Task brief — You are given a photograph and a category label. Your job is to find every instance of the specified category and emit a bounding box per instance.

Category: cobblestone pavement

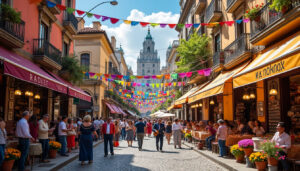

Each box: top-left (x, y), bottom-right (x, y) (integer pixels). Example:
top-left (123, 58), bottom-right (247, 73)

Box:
top-left (59, 136), bottom-right (228, 171)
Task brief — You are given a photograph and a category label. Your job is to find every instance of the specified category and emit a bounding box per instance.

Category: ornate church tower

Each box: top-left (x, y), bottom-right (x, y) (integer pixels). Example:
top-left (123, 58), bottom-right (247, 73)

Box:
top-left (136, 28), bottom-right (161, 93)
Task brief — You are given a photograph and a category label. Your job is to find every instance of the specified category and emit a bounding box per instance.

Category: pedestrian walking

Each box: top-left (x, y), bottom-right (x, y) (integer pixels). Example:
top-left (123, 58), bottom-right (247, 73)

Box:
top-left (153, 119), bottom-right (165, 152)
top-left (114, 120), bottom-right (120, 147)
top-left (216, 119), bottom-right (227, 157)
top-left (120, 119), bottom-right (127, 140)
top-left (58, 116), bottom-right (70, 156)
top-left (16, 111), bottom-right (32, 171)
top-left (126, 120), bottom-right (134, 147)
top-left (165, 121), bottom-right (172, 145)
top-left (79, 115), bottom-right (98, 165)
top-left (0, 117), bottom-right (7, 166)
top-left (38, 114), bottom-right (52, 163)
top-left (146, 120), bottom-right (152, 137)
top-left (67, 118), bottom-right (76, 153)
top-left (93, 117), bottom-right (101, 141)
top-left (135, 118), bottom-right (146, 151)
top-left (101, 117), bottom-right (115, 157)
top-left (172, 119), bottom-right (182, 149)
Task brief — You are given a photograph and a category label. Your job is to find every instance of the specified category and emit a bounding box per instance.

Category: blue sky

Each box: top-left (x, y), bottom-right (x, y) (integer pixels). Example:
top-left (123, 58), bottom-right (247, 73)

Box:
top-left (76, 0), bottom-right (180, 74)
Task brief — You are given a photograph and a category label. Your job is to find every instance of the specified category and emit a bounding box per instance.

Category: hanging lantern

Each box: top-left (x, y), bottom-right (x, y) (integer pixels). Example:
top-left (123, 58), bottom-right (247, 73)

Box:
top-left (14, 89), bottom-right (22, 96)
top-left (199, 103), bottom-right (203, 107)
top-left (243, 94), bottom-right (250, 100)
top-left (34, 94), bottom-right (41, 99)
top-left (25, 91), bottom-right (33, 96)
top-left (250, 92), bottom-right (256, 99)
top-left (269, 80), bottom-right (278, 96)
top-left (209, 100), bottom-right (215, 105)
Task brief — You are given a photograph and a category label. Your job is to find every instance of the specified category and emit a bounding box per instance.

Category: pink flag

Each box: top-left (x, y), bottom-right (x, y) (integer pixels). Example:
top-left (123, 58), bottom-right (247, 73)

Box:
top-left (197, 70), bottom-right (204, 75)
top-left (178, 82), bottom-right (182, 86)
top-left (185, 24), bottom-right (193, 28)
top-left (204, 68), bottom-right (212, 76)
top-left (178, 73), bottom-right (186, 78)
top-left (186, 72), bottom-right (193, 78)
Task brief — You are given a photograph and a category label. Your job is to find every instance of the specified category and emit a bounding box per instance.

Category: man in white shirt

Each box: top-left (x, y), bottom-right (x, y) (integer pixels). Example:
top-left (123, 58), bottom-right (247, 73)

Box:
top-left (16, 111), bottom-right (32, 171)
top-left (38, 114), bottom-right (52, 163)
top-left (120, 119), bottom-right (127, 140)
top-left (58, 116), bottom-right (69, 156)
top-left (93, 117), bottom-right (101, 141)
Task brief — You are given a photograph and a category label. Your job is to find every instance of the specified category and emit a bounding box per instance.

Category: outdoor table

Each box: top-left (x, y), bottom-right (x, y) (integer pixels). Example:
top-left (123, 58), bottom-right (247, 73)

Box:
top-left (6, 139), bottom-right (18, 148)
top-left (225, 134), bottom-right (253, 146)
top-left (49, 136), bottom-right (56, 141)
top-left (29, 143), bottom-right (43, 170)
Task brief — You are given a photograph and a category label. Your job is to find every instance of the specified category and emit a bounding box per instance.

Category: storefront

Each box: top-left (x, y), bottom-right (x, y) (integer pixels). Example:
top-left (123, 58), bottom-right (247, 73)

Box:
top-left (233, 32), bottom-right (300, 133)
top-left (188, 64), bottom-right (247, 122)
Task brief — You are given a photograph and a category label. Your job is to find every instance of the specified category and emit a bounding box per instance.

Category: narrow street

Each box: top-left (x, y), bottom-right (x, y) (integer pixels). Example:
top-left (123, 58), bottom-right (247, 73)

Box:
top-left (59, 136), bottom-right (227, 171)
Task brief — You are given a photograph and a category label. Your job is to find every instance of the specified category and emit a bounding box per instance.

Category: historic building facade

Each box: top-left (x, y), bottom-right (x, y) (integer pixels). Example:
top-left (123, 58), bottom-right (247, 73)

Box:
top-left (136, 29), bottom-right (161, 93)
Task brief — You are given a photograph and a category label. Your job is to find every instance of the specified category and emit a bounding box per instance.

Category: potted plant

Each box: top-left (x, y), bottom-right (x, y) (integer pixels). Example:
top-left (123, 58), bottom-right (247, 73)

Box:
top-left (184, 132), bottom-right (192, 143)
top-left (245, 3), bottom-right (264, 22)
top-left (1, 4), bottom-right (22, 23)
top-left (249, 152), bottom-right (267, 170)
top-left (261, 141), bottom-right (285, 166)
top-left (269, 0), bottom-right (291, 14)
top-left (230, 144), bottom-right (245, 163)
top-left (1, 148), bottom-right (21, 171)
top-left (49, 141), bottom-right (61, 159)
top-left (238, 139), bottom-right (254, 156)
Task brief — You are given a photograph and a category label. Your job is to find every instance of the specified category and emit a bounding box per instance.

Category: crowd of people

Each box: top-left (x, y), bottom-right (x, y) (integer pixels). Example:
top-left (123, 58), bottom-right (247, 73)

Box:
top-left (0, 112), bottom-right (292, 170)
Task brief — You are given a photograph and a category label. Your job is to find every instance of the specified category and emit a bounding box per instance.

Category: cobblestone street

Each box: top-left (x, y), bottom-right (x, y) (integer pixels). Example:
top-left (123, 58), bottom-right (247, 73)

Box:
top-left (59, 136), bottom-right (227, 171)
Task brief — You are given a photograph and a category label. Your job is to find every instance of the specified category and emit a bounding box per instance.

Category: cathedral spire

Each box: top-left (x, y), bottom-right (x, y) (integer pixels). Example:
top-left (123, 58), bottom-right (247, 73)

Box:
top-left (146, 26), bottom-right (152, 40)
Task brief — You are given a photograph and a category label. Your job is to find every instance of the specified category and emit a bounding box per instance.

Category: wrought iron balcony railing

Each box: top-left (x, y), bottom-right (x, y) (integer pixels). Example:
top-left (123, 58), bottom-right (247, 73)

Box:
top-left (64, 12), bottom-right (78, 30)
top-left (213, 51), bottom-right (224, 68)
top-left (205, 0), bottom-right (221, 23)
top-left (0, 19), bottom-right (25, 42)
top-left (33, 39), bottom-right (62, 65)
top-left (224, 33), bottom-right (250, 64)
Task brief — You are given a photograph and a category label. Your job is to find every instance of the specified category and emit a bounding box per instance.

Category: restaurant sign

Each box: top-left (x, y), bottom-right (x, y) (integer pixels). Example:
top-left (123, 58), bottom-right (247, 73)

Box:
top-left (233, 53), bottom-right (300, 88)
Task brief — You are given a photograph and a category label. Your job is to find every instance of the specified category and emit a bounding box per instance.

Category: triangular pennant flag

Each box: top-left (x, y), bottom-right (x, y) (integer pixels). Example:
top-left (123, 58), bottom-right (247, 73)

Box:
top-left (243, 18), bottom-right (250, 23)
top-left (168, 24), bottom-right (176, 28)
top-left (197, 69), bottom-right (204, 75)
top-left (86, 12), bottom-right (93, 18)
top-left (117, 75), bottom-right (123, 79)
top-left (140, 22), bottom-right (149, 27)
top-left (178, 82), bottom-right (182, 86)
top-left (171, 73), bottom-right (178, 79)
top-left (177, 24), bottom-right (185, 29)
top-left (225, 21), bottom-right (235, 26)
top-left (57, 4), bottom-right (66, 11)
top-left (102, 16), bottom-right (110, 22)
top-left (89, 73), bottom-right (95, 77)
top-left (156, 75), bottom-right (163, 79)
top-left (66, 7), bottom-right (75, 14)
top-left (150, 23), bottom-right (159, 27)
top-left (151, 84), bottom-right (155, 88)
top-left (178, 73), bottom-right (186, 78)
top-left (160, 24), bottom-right (167, 28)
top-left (204, 68), bottom-right (212, 76)
top-left (130, 75), bottom-right (136, 79)
top-left (94, 14), bottom-right (101, 19)
top-left (110, 18), bottom-right (119, 24)
top-left (186, 72), bottom-right (193, 78)
top-left (151, 75), bottom-right (157, 79)
top-left (76, 10), bottom-right (85, 16)
top-left (123, 20), bottom-right (131, 24)
top-left (193, 23), bottom-right (200, 28)
top-left (156, 83), bottom-right (160, 88)
top-left (164, 74), bottom-right (170, 79)
top-left (236, 19), bottom-right (243, 24)
top-left (136, 76), bottom-right (144, 79)
top-left (123, 76), bottom-right (129, 80)
top-left (185, 24), bottom-right (193, 28)
top-left (46, 1), bottom-right (56, 8)
top-left (131, 21), bottom-right (139, 26)
top-left (219, 22), bottom-right (225, 26)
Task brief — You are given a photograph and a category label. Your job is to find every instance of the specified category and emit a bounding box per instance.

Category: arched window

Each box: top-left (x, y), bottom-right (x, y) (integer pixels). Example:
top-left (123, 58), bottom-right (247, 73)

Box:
top-left (148, 70), bottom-right (150, 73)
top-left (147, 47), bottom-right (150, 52)
top-left (80, 53), bottom-right (90, 71)
top-left (153, 64), bottom-right (155, 67)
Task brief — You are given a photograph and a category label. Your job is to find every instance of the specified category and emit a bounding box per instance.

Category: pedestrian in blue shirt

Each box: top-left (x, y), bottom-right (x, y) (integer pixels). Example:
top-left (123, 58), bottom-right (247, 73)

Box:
top-left (135, 118), bottom-right (146, 151)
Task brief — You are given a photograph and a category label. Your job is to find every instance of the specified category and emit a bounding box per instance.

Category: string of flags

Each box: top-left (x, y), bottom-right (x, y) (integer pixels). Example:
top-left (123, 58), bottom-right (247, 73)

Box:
top-left (45, 0), bottom-right (251, 29)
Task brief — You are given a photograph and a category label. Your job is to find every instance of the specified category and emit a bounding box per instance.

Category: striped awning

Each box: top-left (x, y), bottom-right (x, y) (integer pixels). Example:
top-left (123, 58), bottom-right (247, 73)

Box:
top-left (233, 33), bottom-right (300, 88)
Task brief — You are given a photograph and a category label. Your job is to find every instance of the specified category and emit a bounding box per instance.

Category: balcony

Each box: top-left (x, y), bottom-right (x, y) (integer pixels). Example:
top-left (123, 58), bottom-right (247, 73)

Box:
top-left (205, 0), bottom-right (222, 23)
top-left (0, 19), bottom-right (25, 48)
top-left (224, 34), bottom-right (251, 69)
top-left (63, 12), bottom-right (78, 35)
top-left (195, 0), bottom-right (206, 14)
top-left (212, 51), bottom-right (224, 72)
top-left (33, 39), bottom-right (62, 70)
top-left (46, 0), bottom-right (62, 14)
top-left (250, 1), bottom-right (300, 46)
top-left (109, 67), bottom-right (121, 75)
top-left (226, 0), bottom-right (244, 13)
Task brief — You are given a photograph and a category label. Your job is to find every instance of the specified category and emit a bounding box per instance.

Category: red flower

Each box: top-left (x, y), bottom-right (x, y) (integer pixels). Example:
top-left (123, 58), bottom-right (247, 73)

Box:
top-left (246, 11), bottom-right (249, 13)
top-left (256, 4), bottom-right (259, 7)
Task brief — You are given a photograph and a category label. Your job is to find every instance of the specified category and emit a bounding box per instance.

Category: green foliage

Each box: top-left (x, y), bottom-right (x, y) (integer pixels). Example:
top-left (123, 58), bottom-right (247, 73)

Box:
top-left (176, 32), bottom-right (211, 73)
top-left (269, 0), bottom-right (291, 12)
top-left (245, 3), bottom-right (264, 20)
top-left (106, 90), bottom-right (140, 115)
top-left (261, 141), bottom-right (283, 160)
top-left (1, 4), bottom-right (22, 23)
top-left (60, 56), bottom-right (85, 84)
top-left (175, 90), bottom-right (182, 99)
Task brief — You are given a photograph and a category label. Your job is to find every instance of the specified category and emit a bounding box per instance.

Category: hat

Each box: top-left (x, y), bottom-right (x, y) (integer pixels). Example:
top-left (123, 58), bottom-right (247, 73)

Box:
top-left (217, 119), bottom-right (224, 124)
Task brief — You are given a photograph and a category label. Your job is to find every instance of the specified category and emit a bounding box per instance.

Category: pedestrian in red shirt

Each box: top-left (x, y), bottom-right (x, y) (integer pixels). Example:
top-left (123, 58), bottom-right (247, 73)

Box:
top-left (101, 117), bottom-right (115, 157)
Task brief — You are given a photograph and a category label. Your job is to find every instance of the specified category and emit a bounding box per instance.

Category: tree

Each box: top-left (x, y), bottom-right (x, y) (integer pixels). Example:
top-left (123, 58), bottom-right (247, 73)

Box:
top-left (176, 31), bottom-right (211, 73)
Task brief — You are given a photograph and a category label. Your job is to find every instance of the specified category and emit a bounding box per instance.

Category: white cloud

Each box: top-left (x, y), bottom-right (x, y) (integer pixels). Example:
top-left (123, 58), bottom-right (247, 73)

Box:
top-left (93, 9), bottom-right (179, 74)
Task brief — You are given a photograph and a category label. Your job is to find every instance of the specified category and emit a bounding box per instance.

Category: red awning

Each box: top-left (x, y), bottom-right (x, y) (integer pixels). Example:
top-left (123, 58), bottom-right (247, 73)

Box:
top-left (111, 104), bottom-right (121, 114)
top-left (0, 47), bottom-right (67, 94)
top-left (118, 107), bottom-right (127, 116)
top-left (105, 102), bottom-right (117, 114)
top-left (47, 72), bottom-right (91, 102)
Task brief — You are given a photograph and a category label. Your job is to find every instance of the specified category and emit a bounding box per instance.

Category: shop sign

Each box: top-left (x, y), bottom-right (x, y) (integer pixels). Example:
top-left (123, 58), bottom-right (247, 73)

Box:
top-left (255, 61), bottom-right (285, 80)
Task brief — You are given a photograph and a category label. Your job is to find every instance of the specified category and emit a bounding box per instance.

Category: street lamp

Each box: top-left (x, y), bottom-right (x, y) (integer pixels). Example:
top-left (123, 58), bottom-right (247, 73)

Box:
top-left (78, 1), bottom-right (118, 22)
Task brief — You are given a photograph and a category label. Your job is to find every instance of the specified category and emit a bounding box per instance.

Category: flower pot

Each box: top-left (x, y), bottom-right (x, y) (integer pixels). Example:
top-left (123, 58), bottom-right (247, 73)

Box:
top-left (198, 142), bottom-right (204, 150)
top-left (254, 15), bottom-right (261, 22)
top-left (243, 148), bottom-right (253, 156)
top-left (255, 161), bottom-right (266, 170)
top-left (235, 155), bottom-right (244, 163)
top-left (49, 149), bottom-right (57, 159)
top-left (1, 159), bottom-right (15, 171)
top-left (267, 157), bottom-right (278, 166)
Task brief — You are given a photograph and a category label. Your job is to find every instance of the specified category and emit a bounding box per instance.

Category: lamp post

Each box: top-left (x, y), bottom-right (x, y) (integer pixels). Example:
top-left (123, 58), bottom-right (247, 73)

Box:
top-left (78, 0), bottom-right (118, 22)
